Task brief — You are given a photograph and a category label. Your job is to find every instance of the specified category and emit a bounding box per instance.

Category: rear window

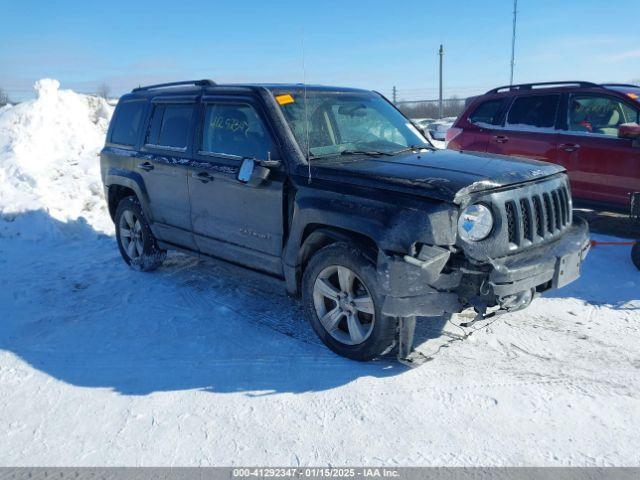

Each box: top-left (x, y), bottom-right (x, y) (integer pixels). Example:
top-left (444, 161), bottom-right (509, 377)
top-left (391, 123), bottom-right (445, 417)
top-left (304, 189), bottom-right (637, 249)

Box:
top-left (146, 104), bottom-right (193, 149)
top-left (506, 94), bottom-right (560, 130)
top-left (110, 100), bottom-right (146, 146)
top-left (469, 99), bottom-right (505, 125)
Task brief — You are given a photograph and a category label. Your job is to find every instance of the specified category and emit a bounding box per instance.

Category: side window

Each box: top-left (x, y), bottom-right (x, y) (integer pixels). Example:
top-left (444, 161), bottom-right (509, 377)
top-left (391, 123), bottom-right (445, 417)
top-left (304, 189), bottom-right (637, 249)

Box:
top-left (201, 103), bottom-right (275, 159)
top-left (145, 105), bottom-right (164, 145)
top-left (506, 94), bottom-right (559, 130)
top-left (111, 100), bottom-right (146, 146)
top-left (146, 104), bottom-right (193, 149)
top-left (568, 95), bottom-right (640, 137)
top-left (469, 99), bottom-right (505, 126)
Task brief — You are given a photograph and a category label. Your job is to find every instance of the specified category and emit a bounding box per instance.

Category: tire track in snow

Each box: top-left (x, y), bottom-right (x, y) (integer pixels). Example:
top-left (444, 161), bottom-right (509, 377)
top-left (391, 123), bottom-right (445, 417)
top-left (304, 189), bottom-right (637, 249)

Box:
top-left (156, 255), bottom-right (325, 348)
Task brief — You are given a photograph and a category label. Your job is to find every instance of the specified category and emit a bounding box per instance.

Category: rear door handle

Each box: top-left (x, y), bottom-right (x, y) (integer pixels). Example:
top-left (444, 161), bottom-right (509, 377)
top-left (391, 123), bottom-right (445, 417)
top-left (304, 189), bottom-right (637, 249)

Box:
top-left (138, 161), bottom-right (154, 171)
top-left (494, 135), bottom-right (509, 143)
top-left (560, 143), bottom-right (580, 152)
top-left (194, 171), bottom-right (215, 183)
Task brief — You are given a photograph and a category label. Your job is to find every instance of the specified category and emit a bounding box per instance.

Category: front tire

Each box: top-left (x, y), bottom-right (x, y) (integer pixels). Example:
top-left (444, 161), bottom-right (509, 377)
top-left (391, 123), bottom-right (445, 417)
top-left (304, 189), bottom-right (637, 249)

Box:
top-left (302, 242), bottom-right (396, 361)
top-left (115, 196), bottom-right (166, 271)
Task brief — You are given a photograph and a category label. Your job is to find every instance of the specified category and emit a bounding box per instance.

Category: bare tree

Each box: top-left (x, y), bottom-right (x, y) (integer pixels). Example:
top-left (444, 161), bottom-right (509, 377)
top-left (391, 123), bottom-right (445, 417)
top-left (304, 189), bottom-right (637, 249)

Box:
top-left (97, 82), bottom-right (111, 100)
top-left (398, 96), bottom-right (466, 120)
top-left (0, 87), bottom-right (9, 107)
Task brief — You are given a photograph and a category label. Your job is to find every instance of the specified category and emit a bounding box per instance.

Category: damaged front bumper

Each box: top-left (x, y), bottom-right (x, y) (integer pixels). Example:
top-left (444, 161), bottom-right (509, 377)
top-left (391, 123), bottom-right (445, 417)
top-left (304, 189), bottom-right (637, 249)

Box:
top-left (377, 217), bottom-right (590, 318)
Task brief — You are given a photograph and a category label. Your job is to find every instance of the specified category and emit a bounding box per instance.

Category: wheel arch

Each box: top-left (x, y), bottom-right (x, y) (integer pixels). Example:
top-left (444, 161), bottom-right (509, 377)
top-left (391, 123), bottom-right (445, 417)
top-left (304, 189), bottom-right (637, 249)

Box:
top-left (287, 224), bottom-right (379, 296)
top-left (105, 170), bottom-right (151, 222)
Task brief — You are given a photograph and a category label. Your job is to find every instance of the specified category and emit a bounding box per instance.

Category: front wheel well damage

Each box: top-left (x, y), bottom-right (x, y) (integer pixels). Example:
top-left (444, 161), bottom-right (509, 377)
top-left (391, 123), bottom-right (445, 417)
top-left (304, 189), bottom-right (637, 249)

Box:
top-left (296, 224), bottom-right (379, 291)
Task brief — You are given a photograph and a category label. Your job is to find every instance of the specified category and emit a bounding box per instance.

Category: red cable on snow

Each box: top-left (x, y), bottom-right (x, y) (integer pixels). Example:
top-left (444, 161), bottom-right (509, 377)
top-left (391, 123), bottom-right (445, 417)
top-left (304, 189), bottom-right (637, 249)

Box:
top-left (590, 240), bottom-right (636, 247)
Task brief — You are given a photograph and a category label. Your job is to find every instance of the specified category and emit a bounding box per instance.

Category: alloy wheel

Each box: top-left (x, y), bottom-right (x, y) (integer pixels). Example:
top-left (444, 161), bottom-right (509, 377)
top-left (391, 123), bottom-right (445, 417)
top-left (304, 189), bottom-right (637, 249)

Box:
top-left (312, 265), bottom-right (376, 345)
top-left (119, 209), bottom-right (144, 261)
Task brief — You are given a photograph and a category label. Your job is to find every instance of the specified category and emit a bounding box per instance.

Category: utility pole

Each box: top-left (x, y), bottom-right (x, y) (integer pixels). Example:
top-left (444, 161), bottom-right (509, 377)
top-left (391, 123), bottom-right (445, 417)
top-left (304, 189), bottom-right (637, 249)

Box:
top-left (510, 0), bottom-right (518, 85)
top-left (392, 86), bottom-right (397, 104)
top-left (438, 44), bottom-right (444, 119)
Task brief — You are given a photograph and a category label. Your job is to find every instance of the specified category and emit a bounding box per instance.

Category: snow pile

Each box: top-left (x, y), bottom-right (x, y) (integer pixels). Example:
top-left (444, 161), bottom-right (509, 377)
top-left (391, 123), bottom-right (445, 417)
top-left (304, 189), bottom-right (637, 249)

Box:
top-left (0, 79), bottom-right (114, 239)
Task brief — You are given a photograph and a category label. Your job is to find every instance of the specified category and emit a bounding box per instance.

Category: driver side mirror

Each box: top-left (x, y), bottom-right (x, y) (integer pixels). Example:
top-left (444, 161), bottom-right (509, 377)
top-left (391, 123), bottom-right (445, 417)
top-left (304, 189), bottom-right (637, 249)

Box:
top-left (237, 156), bottom-right (281, 186)
top-left (619, 123), bottom-right (640, 144)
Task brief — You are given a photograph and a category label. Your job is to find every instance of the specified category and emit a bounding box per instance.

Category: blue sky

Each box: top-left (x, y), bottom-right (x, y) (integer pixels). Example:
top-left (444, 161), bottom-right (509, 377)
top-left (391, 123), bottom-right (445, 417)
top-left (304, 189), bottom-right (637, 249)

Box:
top-left (2, 0), bottom-right (639, 101)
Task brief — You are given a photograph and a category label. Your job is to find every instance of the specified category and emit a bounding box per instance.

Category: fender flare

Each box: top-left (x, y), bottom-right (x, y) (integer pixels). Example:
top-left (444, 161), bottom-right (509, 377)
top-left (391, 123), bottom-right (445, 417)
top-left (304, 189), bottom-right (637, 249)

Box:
top-left (105, 168), bottom-right (152, 218)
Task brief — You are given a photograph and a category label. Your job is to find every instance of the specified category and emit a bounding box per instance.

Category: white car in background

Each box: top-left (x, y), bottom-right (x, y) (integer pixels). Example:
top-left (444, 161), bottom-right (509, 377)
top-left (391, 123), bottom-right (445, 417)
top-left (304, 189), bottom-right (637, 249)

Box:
top-left (427, 118), bottom-right (456, 140)
top-left (412, 117), bottom-right (456, 149)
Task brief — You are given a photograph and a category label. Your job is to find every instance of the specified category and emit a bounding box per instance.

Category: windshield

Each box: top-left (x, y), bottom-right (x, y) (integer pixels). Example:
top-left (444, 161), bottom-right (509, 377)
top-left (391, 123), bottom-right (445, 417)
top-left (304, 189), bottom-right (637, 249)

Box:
top-left (273, 90), bottom-right (431, 158)
top-left (609, 86), bottom-right (640, 106)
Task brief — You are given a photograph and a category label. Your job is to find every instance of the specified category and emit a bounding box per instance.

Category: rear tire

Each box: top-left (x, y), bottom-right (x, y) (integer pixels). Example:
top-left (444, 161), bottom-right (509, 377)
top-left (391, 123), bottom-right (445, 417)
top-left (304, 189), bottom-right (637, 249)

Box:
top-left (302, 242), bottom-right (396, 361)
top-left (115, 196), bottom-right (166, 271)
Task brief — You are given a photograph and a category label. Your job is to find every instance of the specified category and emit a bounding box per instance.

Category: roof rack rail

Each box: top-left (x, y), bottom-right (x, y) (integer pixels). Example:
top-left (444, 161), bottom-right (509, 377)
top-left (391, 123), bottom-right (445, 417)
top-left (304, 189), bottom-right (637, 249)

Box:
top-left (601, 83), bottom-right (640, 89)
top-left (132, 79), bottom-right (216, 93)
top-left (486, 81), bottom-right (599, 94)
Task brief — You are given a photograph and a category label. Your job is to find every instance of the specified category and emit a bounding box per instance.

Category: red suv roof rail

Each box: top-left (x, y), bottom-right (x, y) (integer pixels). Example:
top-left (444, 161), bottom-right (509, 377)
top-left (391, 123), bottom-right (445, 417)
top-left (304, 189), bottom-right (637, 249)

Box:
top-left (486, 81), bottom-right (599, 94)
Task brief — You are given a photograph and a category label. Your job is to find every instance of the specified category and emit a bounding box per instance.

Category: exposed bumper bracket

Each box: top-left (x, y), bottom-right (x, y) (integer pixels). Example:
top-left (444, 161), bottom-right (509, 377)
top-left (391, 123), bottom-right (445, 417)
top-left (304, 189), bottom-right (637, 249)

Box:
top-left (397, 316), bottom-right (417, 363)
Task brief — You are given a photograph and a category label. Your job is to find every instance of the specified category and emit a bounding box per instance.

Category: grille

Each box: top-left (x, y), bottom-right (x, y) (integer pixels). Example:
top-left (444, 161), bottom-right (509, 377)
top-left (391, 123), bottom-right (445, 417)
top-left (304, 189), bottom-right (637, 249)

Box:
top-left (504, 184), bottom-right (572, 248)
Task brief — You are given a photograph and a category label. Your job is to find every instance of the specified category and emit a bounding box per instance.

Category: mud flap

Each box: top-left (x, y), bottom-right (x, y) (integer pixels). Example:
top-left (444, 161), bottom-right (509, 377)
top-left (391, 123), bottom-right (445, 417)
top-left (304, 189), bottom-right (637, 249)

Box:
top-left (397, 316), bottom-right (416, 364)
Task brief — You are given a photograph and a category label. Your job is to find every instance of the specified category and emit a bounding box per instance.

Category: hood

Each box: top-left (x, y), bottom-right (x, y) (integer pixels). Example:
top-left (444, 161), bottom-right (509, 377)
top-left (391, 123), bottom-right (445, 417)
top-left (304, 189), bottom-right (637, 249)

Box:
top-left (302, 149), bottom-right (565, 204)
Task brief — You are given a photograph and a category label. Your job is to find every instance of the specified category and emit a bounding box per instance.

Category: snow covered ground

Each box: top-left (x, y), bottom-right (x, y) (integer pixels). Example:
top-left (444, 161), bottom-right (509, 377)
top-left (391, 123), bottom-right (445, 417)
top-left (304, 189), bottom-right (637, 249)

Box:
top-left (0, 81), bottom-right (639, 466)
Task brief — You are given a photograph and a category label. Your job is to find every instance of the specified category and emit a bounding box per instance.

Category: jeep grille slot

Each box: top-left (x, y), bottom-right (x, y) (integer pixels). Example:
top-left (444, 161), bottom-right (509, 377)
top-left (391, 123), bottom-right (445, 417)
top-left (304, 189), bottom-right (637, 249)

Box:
top-left (532, 196), bottom-right (544, 237)
top-left (552, 190), bottom-right (562, 230)
top-left (504, 184), bottom-right (572, 249)
top-left (543, 193), bottom-right (554, 233)
top-left (520, 198), bottom-right (533, 241)
top-left (505, 201), bottom-right (517, 244)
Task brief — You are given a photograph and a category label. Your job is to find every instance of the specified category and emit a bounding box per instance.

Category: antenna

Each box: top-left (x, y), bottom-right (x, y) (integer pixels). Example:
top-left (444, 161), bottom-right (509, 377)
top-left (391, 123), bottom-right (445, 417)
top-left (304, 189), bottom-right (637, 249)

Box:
top-left (301, 30), bottom-right (311, 183)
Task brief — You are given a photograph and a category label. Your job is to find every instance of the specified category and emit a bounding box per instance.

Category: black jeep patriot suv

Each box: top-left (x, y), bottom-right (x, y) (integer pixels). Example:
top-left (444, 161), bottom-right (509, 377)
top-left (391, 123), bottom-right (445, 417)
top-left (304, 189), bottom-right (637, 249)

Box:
top-left (101, 79), bottom-right (590, 362)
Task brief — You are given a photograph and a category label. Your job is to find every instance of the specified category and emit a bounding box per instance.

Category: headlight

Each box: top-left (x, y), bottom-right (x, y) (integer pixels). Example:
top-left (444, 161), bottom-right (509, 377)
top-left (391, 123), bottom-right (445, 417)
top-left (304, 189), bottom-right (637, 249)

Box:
top-left (458, 204), bottom-right (493, 242)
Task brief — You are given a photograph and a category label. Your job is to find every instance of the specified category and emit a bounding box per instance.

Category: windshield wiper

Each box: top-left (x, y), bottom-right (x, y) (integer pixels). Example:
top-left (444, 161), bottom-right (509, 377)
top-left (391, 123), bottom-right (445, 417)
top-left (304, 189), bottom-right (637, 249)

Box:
top-left (392, 144), bottom-right (435, 155)
top-left (308, 149), bottom-right (395, 160)
top-left (340, 149), bottom-right (394, 157)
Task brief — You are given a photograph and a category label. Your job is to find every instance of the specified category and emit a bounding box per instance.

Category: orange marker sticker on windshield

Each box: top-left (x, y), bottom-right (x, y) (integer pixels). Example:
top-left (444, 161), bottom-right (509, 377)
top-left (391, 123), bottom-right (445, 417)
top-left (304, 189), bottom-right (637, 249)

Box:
top-left (627, 92), bottom-right (639, 100)
top-left (275, 94), bottom-right (295, 105)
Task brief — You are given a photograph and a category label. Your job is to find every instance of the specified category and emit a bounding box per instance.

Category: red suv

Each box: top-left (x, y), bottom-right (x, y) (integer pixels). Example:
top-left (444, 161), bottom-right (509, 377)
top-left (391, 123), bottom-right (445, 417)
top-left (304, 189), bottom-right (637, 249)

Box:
top-left (447, 81), bottom-right (640, 209)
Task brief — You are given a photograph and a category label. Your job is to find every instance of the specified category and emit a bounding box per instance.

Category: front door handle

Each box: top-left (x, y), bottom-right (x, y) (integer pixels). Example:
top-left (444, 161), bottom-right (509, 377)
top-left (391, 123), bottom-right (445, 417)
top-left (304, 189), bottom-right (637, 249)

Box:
top-left (494, 135), bottom-right (509, 144)
top-left (138, 161), bottom-right (154, 171)
top-left (560, 143), bottom-right (580, 152)
top-left (194, 171), bottom-right (215, 183)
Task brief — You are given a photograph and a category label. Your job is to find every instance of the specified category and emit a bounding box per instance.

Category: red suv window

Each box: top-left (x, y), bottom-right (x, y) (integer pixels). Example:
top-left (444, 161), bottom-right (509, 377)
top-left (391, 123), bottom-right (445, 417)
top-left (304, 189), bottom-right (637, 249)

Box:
top-left (506, 94), bottom-right (560, 130)
top-left (568, 94), bottom-right (639, 136)
top-left (469, 99), bottom-right (506, 126)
